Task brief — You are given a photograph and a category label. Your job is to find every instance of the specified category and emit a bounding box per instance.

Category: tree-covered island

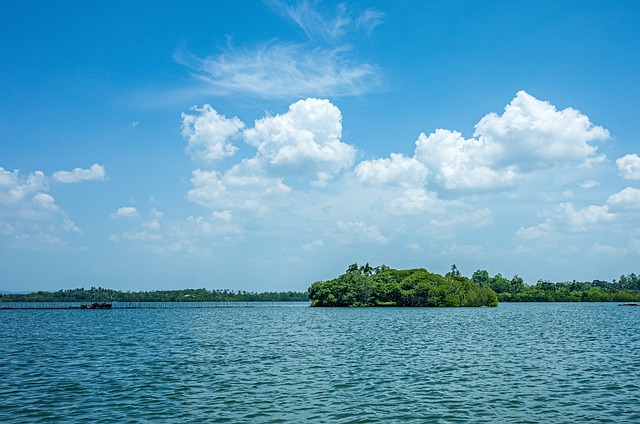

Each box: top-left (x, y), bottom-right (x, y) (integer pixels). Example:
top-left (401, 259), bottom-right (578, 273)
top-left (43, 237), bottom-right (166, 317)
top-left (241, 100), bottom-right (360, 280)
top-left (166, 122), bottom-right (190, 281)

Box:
top-left (308, 264), bottom-right (499, 307)
top-left (308, 263), bottom-right (640, 307)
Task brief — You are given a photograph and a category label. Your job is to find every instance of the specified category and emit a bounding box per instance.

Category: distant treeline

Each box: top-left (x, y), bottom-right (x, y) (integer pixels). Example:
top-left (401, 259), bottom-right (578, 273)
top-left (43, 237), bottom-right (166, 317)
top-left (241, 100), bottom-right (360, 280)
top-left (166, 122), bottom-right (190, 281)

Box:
top-left (308, 263), bottom-right (640, 307)
top-left (1, 287), bottom-right (309, 303)
top-left (471, 270), bottom-right (640, 302)
top-left (4, 267), bottom-right (639, 305)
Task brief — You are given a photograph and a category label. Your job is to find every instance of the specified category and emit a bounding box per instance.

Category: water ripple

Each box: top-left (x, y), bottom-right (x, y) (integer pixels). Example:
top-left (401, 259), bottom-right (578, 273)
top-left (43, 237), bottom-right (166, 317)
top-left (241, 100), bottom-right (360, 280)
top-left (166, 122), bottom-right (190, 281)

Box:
top-left (1, 303), bottom-right (639, 422)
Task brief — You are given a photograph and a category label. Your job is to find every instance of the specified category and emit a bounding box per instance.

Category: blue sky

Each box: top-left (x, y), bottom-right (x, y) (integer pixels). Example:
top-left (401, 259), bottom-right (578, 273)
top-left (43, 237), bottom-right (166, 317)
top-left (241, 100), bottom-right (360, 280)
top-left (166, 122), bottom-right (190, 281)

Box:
top-left (2, 0), bottom-right (640, 292)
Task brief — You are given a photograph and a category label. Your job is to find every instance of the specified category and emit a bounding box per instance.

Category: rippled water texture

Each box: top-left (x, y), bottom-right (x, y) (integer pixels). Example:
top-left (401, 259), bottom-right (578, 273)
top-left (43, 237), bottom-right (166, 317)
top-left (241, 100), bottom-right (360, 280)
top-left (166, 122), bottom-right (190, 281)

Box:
top-left (1, 303), bottom-right (639, 423)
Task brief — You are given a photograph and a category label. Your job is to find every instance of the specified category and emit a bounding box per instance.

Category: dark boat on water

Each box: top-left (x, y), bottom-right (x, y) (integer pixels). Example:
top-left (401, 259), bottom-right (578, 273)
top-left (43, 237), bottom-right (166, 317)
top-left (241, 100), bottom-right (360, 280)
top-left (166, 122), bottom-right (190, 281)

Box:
top-left (81, 302), bottom-right (112, 309)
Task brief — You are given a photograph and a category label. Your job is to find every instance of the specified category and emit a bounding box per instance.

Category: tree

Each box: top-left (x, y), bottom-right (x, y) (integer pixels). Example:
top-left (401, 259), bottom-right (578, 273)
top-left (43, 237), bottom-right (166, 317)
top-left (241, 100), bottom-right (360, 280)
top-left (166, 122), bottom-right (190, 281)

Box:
top-left (472, 269), bottom-right (490, 287)
top-left (346, 263), bottom-right (359, 274)
top-left (509, 275), bottom-right (525, 293)
top-left (359, 262), bottom-right (373, 277)
top-left (373, 264), bottom-right (390, 275)
top-left (447, 264), bottom-right (461, 278)
top-left (489, 274), bottom-right (510, 293)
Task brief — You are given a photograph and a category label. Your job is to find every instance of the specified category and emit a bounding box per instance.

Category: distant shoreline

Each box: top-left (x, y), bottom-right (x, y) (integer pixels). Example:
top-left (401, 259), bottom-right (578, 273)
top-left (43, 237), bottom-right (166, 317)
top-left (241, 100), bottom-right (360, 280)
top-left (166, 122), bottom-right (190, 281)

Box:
top-left (0, 288), bottom-right (309, 303)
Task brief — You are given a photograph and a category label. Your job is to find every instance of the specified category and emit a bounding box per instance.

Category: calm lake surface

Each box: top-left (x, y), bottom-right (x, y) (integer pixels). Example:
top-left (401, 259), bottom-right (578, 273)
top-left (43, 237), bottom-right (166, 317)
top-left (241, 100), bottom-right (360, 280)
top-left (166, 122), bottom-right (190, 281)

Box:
top-left (1, 302), bottom-right (638, 423)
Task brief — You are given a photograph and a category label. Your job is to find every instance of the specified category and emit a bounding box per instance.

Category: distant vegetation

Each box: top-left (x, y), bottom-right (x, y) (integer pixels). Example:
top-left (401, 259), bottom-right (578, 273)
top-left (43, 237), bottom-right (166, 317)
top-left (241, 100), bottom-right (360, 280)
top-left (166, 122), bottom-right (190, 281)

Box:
top-left (308, 264), bottom-right (498, 307)
top-left (3, 266), bottom-right (639, 306)
top-left (1, 288), bottom-right (309, 303)
top-left (471, 269), bottom-right (640, 302)
top-left (308, 263), bottom-right (640, 307)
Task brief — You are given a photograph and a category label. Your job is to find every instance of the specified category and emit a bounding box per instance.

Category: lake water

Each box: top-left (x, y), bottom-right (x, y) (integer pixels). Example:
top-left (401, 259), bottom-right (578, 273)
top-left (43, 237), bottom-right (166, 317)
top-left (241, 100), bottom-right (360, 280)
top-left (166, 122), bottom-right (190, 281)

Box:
top-left (1, 302), bottom-right (638, 423)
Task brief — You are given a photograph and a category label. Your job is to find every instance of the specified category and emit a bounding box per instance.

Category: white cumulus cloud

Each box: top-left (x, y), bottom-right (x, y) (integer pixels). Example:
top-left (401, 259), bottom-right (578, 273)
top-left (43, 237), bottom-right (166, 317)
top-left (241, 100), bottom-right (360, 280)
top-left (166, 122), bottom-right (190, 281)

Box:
top-left (517, 201), bottom-right (617, 240)
top-left (185, 213), bottom-right (242, 238)
top-left (176, 92), bottom-right (616, 250)
top-left (475, 91), bottom-right (609, 167)
top-left (32, 193), bottom-right (58, 211)
top-left (412, 91), bottom-right (609, 190)
top-left (243, 98), bottom-right (354, 180)
top-left (515, 223), bottom-right (552, 240)
top-left (519, 202), bottom-right (616, 238)
top-left (387, 188), bottom-right (443, 216)
top-left (607, 187), bottom-right (640, 209)
top-left (590, 243), bottom-right (627, 256)
top-left (182, 105), bottom-right (244, 162)
top-left (183, 98), bottom-right (355, 199)
top-left (0, 167), bottom-right (47, 204)
top-left (53, 163), bottom-right (106, 183)
top-left (0, 167), bottom-right (82, 248)
top-left (187, 168), bottom-right (290, 215)
top-left (414, 129), bottom-right (517, 189)
top-left (110, 207), bottom-right (139, 219)
top-left (354, 153), bottom-right (428, 188)
top-left (211, 210), bottom-right (233, 223)
top-left (579, 179), bottom-right (599, 189)
top-left (303, 239), bottom-right (324, 252)
top-left (551, 203), bottom-right (615, 228)
top-left (616, 154), bottom-right (640, 180)
top-left (335, 220), bottom-right (388, 244)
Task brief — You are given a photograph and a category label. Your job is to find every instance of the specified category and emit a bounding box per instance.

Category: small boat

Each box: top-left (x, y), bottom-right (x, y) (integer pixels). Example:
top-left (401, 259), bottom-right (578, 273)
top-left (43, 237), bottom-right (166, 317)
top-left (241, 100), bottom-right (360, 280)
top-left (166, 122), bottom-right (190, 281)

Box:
top-left (81, 302), bottom-right (113, 309)
top-left (618, 303), bottom-right (639, 307)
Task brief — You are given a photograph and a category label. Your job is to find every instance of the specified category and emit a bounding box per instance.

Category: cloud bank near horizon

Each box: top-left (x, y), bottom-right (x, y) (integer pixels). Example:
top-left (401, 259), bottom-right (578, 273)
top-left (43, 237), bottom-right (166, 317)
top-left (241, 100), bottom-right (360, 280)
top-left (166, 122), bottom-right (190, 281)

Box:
top-left (98, 91), bottom-right (640, 272)
top-left (2, 91), bottom-right (638, 285)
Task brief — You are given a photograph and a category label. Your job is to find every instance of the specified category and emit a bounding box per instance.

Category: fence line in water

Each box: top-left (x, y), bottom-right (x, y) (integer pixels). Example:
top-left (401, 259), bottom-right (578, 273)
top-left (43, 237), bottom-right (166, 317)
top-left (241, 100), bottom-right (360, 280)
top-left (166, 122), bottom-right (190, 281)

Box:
top-left (0, 301), bottom-right (278, 310)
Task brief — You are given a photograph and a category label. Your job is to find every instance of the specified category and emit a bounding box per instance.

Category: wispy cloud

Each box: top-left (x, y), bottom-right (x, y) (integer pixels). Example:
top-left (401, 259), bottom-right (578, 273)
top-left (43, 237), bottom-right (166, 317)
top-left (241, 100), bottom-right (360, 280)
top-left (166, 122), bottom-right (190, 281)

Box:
top-left (176, 1), bottom-right (382, 99)
top-left (267, 0), bottom-right (383, 41)
top-left (268, 0), bottom-right (351, 41)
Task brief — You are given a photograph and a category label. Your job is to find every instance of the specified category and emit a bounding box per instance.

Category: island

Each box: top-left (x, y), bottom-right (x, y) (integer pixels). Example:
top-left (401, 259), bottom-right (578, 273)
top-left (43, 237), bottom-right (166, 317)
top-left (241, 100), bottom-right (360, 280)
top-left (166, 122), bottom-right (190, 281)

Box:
top-left (308, 264), bottom-right (499, 307)
top-left (309, 264), bottom-right (640, 306)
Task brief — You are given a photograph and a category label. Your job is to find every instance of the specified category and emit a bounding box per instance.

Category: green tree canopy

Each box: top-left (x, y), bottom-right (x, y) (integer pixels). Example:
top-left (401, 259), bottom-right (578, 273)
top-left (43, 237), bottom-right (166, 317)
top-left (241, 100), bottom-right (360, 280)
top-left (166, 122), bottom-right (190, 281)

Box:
top-left (309, 266), bottom-right (498, 307)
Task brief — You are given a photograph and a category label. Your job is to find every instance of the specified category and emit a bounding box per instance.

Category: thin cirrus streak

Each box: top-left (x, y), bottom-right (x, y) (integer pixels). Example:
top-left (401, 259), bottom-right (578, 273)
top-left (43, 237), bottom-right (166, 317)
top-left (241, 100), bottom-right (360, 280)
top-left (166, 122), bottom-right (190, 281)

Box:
top-left (175, 43), bottom-right (379, 99)
top-left (174, 1), bottom-right (383, 99)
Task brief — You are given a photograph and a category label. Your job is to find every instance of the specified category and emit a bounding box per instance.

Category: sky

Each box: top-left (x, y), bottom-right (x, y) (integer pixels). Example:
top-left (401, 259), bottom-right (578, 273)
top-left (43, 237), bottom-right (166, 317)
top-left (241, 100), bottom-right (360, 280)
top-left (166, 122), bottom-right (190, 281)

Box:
top-left (1, 0), bottom-right (640, 293)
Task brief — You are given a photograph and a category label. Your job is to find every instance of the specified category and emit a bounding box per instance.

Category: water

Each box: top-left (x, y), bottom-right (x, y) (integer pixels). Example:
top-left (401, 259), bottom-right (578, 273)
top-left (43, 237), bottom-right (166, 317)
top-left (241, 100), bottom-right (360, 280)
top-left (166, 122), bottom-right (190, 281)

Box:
top-left (1, 303), bottom-right (638, 423)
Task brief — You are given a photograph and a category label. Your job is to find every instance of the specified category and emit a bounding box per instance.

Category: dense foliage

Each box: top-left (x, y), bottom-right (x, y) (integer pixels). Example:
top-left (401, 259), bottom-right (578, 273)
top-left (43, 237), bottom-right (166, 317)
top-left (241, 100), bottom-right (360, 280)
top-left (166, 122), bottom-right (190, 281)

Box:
top-left (1, 287), bottom-right (309, 303)
top-left (308, 264), bottom-right (498, 307)
top-left (472, 270), bottom-right (640, 302)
